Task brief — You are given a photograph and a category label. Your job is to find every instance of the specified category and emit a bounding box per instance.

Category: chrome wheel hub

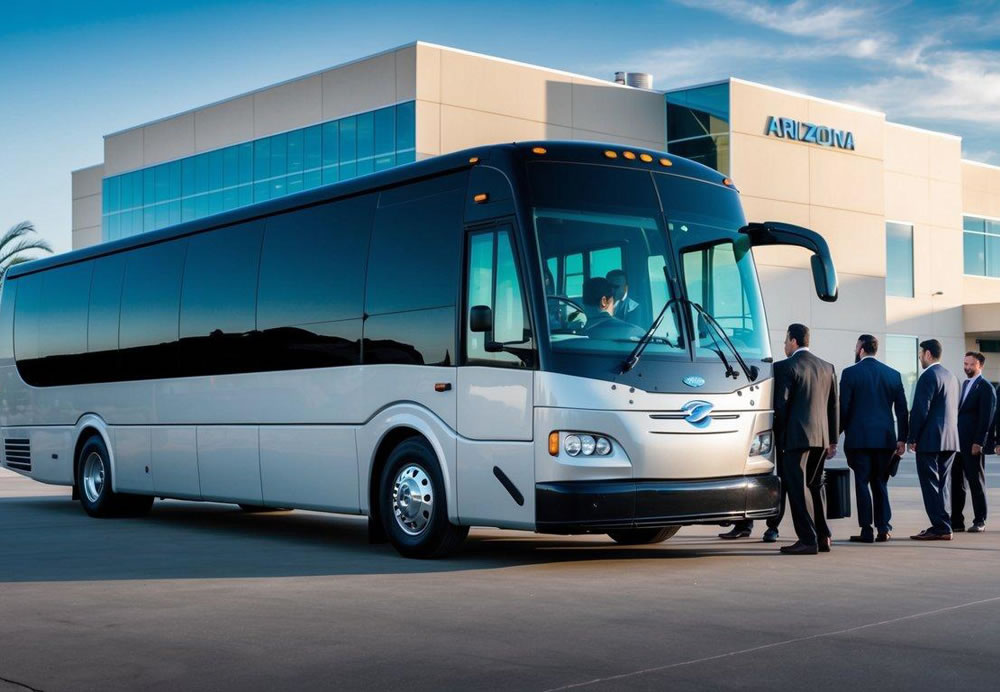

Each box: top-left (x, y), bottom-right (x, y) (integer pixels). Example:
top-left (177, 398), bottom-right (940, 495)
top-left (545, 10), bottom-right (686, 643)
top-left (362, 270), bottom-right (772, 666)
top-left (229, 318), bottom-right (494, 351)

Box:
top-left (392, 464), bottom-right (433, 536)
top-left (82, 452), bottom-right (106, 504)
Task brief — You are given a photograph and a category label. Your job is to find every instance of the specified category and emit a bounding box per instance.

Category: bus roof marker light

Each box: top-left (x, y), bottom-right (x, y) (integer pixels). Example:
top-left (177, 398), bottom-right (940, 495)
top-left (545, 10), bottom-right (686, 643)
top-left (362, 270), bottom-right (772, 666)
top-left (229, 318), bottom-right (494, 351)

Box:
top-left (604, 150), bottom-right (618, 159)
top-left (623, 151), bottom-right (636, 160)
top-left (639, 153), bottom-right (653, 162)
top-left (659, 158), bottom-right (672, 167)
top-left (468, 156), bottom-right (480, 164)
top-left (473, 193), bottom-right (489, 204)
top-left (531, 147), bottom-right (547, 155)
top-left (723, 177), bottom-right (734, 187)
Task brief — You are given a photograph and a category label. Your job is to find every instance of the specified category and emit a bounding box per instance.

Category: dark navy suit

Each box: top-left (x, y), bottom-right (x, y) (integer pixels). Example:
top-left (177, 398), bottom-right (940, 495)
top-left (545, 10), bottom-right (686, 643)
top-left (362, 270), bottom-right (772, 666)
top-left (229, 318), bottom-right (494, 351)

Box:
top-left (952, 376), bottom-right (996, 528)
top-left (839, 357), bottom-right (909, 536)
top-left (908, 363), bottom-right (961, 534)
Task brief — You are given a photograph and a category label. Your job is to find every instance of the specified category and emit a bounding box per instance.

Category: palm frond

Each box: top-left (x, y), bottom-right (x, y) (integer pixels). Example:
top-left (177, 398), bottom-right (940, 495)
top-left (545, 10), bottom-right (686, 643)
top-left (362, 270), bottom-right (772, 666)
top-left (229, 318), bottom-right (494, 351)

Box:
top-left (0, 221), bottom-right (37, 251)
top-left (0, 237), bottom-right (53, 268)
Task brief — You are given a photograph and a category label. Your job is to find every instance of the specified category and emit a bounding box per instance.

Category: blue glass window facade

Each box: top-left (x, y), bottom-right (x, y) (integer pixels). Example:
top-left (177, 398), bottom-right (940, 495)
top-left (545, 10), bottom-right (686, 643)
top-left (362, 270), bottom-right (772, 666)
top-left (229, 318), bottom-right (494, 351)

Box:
top-left (963, 215), bottom-right (1000, 277)
top-left (666, 82), bottom-right (730, 175)
top-left (101, 101), bottom-right (416, 242)
top-left (885, 221), bottom-right (914, 297)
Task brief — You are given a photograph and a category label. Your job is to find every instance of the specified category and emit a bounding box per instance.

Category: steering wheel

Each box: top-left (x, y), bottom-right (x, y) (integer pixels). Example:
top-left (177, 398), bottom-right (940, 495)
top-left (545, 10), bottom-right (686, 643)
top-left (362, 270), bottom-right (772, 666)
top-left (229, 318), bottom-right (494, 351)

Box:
top-left (547, 295), bottom-right (587, 330)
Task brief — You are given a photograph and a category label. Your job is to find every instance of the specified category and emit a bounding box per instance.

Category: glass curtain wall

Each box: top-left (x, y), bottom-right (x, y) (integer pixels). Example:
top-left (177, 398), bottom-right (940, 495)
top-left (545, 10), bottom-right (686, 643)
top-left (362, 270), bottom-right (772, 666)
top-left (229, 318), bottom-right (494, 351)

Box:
top-left (666, 82), bottom-right (730, 175)
top-left (885, 221), bottom-right (914, 297)
top-left (101, 101), bottom-right (415, 242)
top-left (963, 215), bottom-right (1000, 277)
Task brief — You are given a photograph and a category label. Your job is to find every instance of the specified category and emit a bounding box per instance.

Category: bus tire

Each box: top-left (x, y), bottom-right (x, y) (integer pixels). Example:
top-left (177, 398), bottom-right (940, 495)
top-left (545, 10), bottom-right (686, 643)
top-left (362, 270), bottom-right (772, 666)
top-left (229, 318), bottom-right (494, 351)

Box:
top-left (238, 504), bottom-right (290, 513)
top-left (606, 526), bottom-right (680, 545)
top-left (378, 437), bottom-right (468, 558)
top-left (76, 434), bottom-right (151, 518)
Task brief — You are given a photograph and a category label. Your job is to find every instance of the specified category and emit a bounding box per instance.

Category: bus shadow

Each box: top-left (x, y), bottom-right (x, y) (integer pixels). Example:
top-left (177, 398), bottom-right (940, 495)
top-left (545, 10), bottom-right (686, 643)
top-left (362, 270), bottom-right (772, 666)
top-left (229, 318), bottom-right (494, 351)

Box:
top-left (0, 496), bottom-right (777, 583)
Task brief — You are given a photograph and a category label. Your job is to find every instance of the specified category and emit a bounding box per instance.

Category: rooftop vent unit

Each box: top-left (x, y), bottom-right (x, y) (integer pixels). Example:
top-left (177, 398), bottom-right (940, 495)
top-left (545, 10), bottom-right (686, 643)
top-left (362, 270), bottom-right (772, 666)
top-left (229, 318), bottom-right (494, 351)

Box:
top-left (614, 72), bottom-right (653, 89)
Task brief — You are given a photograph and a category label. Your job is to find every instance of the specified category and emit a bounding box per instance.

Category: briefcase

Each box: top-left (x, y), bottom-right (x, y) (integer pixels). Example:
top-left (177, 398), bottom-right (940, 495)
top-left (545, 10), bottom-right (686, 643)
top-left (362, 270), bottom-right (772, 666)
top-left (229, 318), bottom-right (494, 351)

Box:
top-left (825, 467), bottom-right (852, 520)
top-left (885, 453), bottom-right (901, 481)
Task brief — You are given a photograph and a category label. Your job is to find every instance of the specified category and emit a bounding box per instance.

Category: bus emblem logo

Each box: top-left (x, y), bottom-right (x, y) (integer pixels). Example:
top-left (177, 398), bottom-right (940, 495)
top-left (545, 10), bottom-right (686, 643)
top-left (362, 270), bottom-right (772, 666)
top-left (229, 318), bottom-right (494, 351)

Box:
top-left (683, 375), bottom-right (706, 388)
top-left (681, 400), bottom-right (713, 428)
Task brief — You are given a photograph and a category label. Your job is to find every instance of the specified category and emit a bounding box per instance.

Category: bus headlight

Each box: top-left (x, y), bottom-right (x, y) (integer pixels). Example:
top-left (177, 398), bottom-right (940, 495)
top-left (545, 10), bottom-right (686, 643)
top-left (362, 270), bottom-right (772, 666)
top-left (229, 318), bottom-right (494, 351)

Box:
top-left (562, 433), bottom-right (613, 457)
top-left (749, 431), bottom-right (773, 457)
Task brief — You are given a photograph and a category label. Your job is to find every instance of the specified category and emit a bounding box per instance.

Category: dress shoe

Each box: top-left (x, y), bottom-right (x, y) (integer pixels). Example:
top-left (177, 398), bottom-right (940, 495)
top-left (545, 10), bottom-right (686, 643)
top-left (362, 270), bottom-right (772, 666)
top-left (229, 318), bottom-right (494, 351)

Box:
top-left (780, 541), bottom-right (818, 555)
top-left (968, 523), bottom-right (986, 533)
top-left (876, 531), bottom-right (891, 542)
top-left (849, 533), bottom-right (875, 543)
top-left (762, 528), bottom-right (779, 543)
top-left (719, 526), bottom-right (751, 539)
top-left (952, 525), bottom-right (966, 532)
top-left (910, 529), bottom-right (952, 541)
top-left (818, 536), bottom-right (832, 552)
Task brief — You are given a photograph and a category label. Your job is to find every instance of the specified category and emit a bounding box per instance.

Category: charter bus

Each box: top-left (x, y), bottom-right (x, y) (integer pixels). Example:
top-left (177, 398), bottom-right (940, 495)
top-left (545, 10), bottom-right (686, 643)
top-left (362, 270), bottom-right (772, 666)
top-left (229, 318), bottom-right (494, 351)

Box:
top-left (0, 141), bottom-right (838, 558)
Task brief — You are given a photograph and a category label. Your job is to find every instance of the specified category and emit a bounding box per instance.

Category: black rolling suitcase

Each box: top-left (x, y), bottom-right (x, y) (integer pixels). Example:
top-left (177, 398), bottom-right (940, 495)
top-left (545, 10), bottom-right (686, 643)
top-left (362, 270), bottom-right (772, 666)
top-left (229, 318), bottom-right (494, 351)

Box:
top-left (825, 467), bottom-right (852, 519)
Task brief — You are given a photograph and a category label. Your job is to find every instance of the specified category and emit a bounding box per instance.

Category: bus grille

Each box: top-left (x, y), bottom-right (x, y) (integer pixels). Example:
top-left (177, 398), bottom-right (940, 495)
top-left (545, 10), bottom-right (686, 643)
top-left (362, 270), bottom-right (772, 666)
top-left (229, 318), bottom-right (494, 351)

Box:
top-left (4, 438), bottom-right (31, 472)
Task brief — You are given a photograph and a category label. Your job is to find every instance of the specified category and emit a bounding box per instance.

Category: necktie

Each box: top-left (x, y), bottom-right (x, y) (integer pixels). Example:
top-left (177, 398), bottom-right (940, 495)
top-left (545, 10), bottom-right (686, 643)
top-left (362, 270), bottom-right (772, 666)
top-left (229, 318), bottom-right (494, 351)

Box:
top-left (961, 379), bottom-right (971, 406)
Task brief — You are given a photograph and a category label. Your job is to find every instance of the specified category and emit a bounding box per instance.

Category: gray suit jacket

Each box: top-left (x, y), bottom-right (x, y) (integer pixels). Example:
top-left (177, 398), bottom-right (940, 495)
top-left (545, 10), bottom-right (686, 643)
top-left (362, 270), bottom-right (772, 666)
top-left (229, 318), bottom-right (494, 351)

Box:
top-left (774, 350), bottom-right (838, 451)
top-left (907, 363), bottom-right (960, 453)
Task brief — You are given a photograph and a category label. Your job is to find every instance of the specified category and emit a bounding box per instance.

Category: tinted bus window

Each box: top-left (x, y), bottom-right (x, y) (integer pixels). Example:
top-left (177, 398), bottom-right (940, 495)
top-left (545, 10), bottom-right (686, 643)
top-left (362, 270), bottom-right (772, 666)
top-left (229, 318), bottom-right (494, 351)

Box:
top-left (119, 240), bottom-right (188, 380)
top-left (180, 221), bottom-right (264, 376)
top-left (256, 194), bottom-right (376, 370)
top-left (363, 174), bottom-right (465, 366)
top-left (365, 174), bottom-right (466, 314)
top-left (37, 262), bottom-right (94, 385)
top-left (87, 253), bottom-right (126, 380)
top-left (0, 279), bottom-right (16, 362)
top-left (12, 273), bottom-right (43, 378)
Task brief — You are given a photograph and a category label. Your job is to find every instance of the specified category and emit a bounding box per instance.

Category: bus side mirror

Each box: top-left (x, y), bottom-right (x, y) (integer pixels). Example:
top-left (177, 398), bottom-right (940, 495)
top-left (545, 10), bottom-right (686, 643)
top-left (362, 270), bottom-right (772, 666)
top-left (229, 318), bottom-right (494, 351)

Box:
top-left (740, 221), bottom-right (838, 302)
top-left (470, 305), bottom-right (493, 332)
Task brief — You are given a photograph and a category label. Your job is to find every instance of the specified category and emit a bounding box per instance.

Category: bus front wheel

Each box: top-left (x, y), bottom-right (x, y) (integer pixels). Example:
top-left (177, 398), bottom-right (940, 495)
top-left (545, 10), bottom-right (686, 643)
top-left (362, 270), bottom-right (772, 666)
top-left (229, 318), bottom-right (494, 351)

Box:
top-left (378, 438), bottom-right (468, 558)
top-left (76, 434), bottom-right (153, 518)
top-left (606, 527), bottom-right (680, 545)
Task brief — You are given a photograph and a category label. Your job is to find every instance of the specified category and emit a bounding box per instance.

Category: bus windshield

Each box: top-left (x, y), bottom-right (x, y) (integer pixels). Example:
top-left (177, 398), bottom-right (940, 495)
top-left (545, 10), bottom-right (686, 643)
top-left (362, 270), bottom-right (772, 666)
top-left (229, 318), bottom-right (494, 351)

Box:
top-left (655, 173), bottom-right (771, 362)
top-left (528, 162), bottom-right (770, 365)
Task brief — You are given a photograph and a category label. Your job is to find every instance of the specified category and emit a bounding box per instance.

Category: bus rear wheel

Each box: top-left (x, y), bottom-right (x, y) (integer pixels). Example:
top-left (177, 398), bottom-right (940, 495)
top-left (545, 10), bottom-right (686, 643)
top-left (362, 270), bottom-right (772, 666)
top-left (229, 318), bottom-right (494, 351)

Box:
top-left (607, 526), bottom-right (680, 545)
top-left (378, 438), bottom-right (468, 558)
top-left (76, 434), bottom-right (153, 518)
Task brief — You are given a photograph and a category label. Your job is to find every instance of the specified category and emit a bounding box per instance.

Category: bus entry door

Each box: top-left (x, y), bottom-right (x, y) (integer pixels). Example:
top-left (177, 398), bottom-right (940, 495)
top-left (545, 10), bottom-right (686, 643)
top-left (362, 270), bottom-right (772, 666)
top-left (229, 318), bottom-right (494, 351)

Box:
top-left (456, 223), bottom-right (535, 528)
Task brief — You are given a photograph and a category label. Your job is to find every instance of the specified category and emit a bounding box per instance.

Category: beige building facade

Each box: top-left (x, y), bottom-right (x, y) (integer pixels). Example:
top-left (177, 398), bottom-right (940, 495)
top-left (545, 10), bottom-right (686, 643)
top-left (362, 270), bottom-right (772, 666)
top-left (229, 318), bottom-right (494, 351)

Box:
top-left (71, 41), bottom-right (1000, 392)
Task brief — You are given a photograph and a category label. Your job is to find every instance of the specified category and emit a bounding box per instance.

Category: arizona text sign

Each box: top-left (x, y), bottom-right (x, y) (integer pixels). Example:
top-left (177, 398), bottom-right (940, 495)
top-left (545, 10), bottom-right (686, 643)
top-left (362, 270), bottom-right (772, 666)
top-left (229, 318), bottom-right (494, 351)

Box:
top-left (765, 116), bottom-right (855, 150)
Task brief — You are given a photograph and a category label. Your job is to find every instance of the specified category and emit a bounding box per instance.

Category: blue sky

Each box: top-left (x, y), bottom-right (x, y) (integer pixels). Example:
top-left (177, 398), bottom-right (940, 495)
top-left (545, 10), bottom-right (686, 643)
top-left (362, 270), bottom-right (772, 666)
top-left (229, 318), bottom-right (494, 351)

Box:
top-left (1, 0), bottom-right (998, 254)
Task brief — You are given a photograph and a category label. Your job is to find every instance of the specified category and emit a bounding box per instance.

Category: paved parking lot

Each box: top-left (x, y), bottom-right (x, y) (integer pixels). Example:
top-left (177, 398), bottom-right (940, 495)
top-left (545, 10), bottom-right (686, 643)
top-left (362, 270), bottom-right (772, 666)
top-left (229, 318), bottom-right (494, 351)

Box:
top-left (2, 463), bottom-right (1000, 691)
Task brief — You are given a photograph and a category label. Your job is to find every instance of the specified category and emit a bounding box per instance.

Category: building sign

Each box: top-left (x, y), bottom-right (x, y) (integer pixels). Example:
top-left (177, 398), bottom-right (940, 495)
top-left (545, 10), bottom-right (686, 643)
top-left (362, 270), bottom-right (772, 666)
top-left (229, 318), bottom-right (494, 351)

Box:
top-left (765, 116), bottom-right (855, 150)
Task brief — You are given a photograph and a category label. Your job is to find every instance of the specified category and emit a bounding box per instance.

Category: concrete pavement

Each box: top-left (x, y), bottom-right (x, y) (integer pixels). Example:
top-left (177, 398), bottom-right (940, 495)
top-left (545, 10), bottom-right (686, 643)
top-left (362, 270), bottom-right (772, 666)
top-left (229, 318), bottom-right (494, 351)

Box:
top-left (1, 464), bottom-right (999, 691)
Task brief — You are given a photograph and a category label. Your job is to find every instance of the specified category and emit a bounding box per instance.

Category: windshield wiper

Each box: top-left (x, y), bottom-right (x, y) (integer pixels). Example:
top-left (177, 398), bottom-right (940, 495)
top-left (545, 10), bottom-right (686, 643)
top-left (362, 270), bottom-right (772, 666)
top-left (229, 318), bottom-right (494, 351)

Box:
top-left (621, 298), bottom-right (680, 373)
top-left (687, 300), bottom-right (759, 382)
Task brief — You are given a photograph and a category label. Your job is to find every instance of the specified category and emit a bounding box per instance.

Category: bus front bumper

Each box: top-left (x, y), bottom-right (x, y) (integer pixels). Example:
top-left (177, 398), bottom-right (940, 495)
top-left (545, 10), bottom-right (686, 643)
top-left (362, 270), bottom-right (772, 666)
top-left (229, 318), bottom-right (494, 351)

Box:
top-left (534, 474), bottom-right (780, 534)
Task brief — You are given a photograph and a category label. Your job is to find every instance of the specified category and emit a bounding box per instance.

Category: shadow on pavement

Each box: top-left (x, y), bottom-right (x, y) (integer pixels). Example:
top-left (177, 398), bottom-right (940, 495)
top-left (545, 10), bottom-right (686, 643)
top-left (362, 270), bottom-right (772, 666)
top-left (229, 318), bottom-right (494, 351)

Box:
top-left (0, 495), bottom-right (776, 582)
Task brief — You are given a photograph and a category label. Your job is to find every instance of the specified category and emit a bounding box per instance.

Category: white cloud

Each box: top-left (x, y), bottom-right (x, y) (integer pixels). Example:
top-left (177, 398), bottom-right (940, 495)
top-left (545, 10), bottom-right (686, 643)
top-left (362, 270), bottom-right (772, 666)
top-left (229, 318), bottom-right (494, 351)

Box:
top-left (964, 149), bottom-right (999, 165)
top-left (625, 0), bottom-right (1000, 131)
top-left (671, 0), bottom-right (879, 39)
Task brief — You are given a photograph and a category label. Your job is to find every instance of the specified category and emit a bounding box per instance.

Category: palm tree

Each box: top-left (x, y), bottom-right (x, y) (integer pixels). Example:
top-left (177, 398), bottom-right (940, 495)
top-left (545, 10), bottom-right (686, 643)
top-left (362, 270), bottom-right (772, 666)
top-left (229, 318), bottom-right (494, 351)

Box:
top-left (0, 221), bottom-right (53, 279)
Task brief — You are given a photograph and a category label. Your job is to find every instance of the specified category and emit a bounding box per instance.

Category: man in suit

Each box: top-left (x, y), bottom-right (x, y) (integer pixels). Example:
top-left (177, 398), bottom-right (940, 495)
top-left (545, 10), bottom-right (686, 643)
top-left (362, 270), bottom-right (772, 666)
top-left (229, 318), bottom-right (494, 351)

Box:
top-left (952, 351), bottom-right (996, 533)
top-left (774, 323), bottom-right (839, 555)
top-left (718, 356), bottom-right (792, 542)
top-left (839, 334), bottom-right (909, 543)
top-left (908, 339), bottom-right (961, 540)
